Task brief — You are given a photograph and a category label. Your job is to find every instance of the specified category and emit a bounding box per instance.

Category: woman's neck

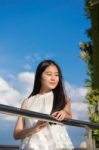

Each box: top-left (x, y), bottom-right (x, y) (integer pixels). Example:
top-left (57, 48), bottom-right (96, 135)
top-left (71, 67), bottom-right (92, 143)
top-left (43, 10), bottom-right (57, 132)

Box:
top-left (39, 88), bottom-right (51, 94)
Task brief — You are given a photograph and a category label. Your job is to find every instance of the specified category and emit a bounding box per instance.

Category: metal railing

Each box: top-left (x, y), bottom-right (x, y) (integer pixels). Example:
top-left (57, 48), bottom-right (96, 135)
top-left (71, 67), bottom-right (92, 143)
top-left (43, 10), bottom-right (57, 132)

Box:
top-left (0, 104), bottom-right (99, 150)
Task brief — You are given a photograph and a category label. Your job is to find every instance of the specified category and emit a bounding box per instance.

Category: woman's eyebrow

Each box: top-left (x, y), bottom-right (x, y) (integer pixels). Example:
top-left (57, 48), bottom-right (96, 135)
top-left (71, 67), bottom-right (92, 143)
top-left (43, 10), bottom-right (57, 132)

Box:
top-left (45, 71), bottom-right (59, 74)
top-left (45, 71), bottom-right (52, 73)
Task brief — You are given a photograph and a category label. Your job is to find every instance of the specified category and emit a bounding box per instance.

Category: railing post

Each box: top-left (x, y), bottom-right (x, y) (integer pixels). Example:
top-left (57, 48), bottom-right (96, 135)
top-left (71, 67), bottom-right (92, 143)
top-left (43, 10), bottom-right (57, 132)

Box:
top-left (86, 126), bottom-right (96, 150)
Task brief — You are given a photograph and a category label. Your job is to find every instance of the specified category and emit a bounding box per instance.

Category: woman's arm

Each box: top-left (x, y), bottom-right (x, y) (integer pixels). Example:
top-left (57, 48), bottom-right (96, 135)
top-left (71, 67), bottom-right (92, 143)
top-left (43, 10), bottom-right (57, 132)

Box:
top-left (13, 99), bottom-right (31, 139)
top-left (14, 119), bottom-right (48, 140)
top-left (63, 96), bottom-right (72, 119)
top-left (52, 96), bottom-right (72, 121)
top-left (13, 99), bottom-right (48, 140)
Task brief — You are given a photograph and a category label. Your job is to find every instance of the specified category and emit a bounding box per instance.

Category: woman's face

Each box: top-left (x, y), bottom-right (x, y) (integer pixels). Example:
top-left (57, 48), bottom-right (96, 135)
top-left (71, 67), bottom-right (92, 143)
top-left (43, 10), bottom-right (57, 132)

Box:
top-left (40, 65), bottom-right (59, 93)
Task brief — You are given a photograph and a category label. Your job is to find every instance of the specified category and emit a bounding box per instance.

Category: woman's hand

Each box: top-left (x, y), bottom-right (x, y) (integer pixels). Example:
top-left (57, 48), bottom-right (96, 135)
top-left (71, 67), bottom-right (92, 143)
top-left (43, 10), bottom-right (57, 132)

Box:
top-left (51, 110), bottom-right (66, 121)
top-left (52, 96), bottom-right (72, 121)
top-left (14, 120), bottom-right (48, 140)
top-left (33, 120), bottom-right (49, 133)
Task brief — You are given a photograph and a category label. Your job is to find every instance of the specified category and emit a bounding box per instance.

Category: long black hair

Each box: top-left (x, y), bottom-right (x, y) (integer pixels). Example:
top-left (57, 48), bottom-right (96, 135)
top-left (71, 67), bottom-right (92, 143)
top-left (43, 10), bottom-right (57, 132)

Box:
top-left (29, 59), bottom-right (67, 113)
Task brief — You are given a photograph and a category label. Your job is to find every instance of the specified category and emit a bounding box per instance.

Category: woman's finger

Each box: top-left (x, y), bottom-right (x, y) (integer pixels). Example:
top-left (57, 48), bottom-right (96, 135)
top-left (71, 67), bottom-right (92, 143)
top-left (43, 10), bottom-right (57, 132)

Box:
top-left (52, 112), bottom-right (65, 121)
top-left (52, 111), bottom-right (59, 117)
top-left (57, 115), bottom-right (64, 121)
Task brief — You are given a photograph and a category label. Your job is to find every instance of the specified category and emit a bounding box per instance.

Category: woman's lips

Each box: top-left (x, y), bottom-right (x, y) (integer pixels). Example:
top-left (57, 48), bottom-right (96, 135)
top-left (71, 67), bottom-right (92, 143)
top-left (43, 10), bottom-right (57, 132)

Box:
top-left (49, 82), bottom-right (56, 85)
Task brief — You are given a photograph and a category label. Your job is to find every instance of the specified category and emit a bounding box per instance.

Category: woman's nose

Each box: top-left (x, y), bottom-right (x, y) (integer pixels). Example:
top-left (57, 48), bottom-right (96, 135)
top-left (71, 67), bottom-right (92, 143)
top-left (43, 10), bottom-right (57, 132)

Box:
top-left (51, 75), bottom-right (55, 80)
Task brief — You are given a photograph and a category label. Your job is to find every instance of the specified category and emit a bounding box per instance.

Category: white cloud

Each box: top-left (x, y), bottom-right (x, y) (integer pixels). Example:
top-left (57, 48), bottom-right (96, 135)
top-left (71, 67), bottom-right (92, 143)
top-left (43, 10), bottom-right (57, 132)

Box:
top-left (24, 53), bottom-right (41, 63)
top-left (0, 77), bottom-right (20, 106)
top-left (24, 52), bottom-right (55, 65)
top-left (65, 81), bottom-right (88, 120)
top-left (18, 72), bottom-right (35, 84)
top-left (7, 74), bottom-right (15, 80)
top-left (71, 102), bottom-right (88, 120)
top-left (0, 74), bottom-right (88, 121)
top-left (18, 72), bottom-right (35, 98)
top-left (65, 81), bottom-right (87, 101)
top-left (0, 72), bottom-right (35, 121)
top-left (0, 77), bottom-right (10, 92)
top-left (34, 53), bottom-right (41, 60)
top-left (24, 55), bottom-right (31, 61)
top-left (23, 64), bottom-right (32, 70)
top-left (45, 53), bottom-right (55, 59)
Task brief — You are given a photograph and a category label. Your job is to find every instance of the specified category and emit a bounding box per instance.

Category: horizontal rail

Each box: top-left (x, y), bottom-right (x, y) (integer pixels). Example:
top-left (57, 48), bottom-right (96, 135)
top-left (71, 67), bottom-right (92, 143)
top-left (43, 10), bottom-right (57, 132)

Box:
top-left (0, 145), bottom-right (19, 149)
top-left (0, 145), bottom-right (88, 150)
top-left (0, 104), bottom-right (99, 129)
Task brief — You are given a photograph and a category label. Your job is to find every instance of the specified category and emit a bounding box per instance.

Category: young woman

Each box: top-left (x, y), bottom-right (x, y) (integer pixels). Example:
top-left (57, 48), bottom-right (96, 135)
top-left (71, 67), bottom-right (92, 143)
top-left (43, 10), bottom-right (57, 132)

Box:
top-left (14, 59), bottom-right (74, 150)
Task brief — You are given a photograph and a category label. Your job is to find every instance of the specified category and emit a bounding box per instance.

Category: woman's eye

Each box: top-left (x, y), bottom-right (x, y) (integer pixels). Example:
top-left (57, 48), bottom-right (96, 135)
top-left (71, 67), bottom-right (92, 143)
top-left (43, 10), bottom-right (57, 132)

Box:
top-left (45, 72), bottom-right (59, 76)
top-left (55, 74), bottom-right (59, 76)
top-left (47, 73), bottom-right (52, 76)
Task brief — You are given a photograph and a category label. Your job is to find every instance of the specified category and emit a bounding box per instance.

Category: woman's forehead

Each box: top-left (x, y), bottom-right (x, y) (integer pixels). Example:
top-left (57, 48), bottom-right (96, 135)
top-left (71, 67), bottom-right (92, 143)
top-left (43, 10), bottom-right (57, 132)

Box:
top-left (44, 65), bottom-right (59, 72)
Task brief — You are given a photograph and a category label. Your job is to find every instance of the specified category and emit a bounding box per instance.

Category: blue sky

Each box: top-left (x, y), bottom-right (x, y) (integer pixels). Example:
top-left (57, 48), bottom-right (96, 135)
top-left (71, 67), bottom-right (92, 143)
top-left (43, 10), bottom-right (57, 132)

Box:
top-left (0, 0), bottom-right (90, 148)
top-left (0, 0), bottom-right (90, 86)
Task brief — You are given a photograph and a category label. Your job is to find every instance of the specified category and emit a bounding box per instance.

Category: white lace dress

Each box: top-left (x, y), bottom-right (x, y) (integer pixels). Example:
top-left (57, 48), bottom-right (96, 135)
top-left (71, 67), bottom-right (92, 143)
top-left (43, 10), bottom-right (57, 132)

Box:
top-left (20, 91), bottom-right (74, 150)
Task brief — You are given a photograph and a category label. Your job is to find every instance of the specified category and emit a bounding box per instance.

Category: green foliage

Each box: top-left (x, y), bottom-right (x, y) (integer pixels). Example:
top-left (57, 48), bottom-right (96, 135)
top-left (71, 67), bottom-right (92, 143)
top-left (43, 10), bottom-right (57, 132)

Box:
top-left (86, 28), bottom-right (92, 39)
top-left (92, 127), bottom-right (99, 148)
top-left (86, 89), bottom-right (99, 105)
top-left (84, 0), bottom-right (95, 13)
top-left (79, 42), bottom-right (92, 63)
top-left (80, 0), bottom-right (99, 147)
top-left (79, 42), bottom-right (94, 87)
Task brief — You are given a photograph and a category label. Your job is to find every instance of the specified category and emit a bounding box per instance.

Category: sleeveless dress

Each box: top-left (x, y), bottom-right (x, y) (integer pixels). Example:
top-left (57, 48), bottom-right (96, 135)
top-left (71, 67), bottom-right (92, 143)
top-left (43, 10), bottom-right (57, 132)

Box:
top-left (20, 91), bottom-right (74, 150)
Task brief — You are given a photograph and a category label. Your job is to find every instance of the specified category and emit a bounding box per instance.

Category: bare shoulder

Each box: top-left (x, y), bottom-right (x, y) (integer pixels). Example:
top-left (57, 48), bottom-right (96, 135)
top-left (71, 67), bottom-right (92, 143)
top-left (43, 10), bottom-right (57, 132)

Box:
top-left (65, 96), bottom-right (71, 103)
top-left (21, 98), bottom-right (29, 109)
